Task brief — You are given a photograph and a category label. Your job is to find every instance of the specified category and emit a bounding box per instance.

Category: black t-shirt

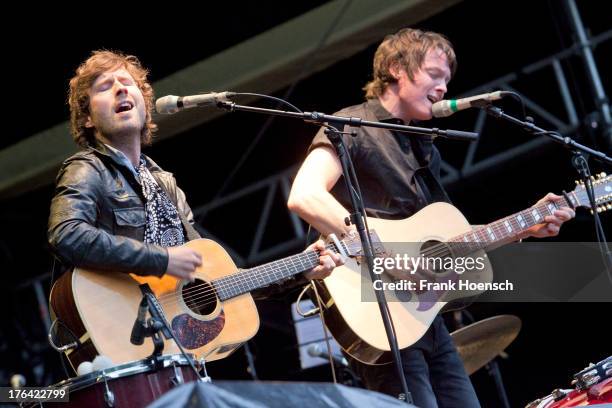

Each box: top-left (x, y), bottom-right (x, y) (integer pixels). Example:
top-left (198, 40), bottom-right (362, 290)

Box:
top-left (309, 99), bottom-right (449, 220)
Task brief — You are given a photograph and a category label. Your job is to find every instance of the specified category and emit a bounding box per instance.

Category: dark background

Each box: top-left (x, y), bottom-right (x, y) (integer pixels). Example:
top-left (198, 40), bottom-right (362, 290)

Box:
top-left (0, 1), bottom-right (610, 407)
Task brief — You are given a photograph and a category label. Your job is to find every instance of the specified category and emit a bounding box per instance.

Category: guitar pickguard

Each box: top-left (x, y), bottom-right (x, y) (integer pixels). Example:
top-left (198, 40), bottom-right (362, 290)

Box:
top-left (171, 311), bottom-right (225, 349)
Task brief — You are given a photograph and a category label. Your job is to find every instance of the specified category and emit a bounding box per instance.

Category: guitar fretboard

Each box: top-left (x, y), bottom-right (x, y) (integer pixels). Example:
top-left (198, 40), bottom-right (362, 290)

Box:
top-left (211, 244), bottom-right (336, 301)
top-left (446, 195), bottom-right (575, 256)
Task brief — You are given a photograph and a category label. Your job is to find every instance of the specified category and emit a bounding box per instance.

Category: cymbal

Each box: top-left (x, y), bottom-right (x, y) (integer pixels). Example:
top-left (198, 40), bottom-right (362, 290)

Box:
top-left (451, 315), bottom-right (521, 376)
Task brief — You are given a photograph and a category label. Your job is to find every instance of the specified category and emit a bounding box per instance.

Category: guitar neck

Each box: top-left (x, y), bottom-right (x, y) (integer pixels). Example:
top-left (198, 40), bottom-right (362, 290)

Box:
top-left (449, 193), bottom-right (576, 255)
top-left (212, 244), bottom-right (337, 301)
top-left (208, 173), bottom-right (611, 299)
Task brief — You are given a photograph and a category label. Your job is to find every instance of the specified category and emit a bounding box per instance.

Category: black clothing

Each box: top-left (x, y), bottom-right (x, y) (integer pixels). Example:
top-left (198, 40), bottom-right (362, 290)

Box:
top-left (310, 99), bottom-right (449, 220)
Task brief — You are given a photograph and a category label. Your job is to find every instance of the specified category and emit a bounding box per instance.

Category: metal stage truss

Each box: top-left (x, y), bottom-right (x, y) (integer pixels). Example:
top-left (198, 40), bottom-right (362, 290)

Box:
top-left (192, 27), bottom-right (611, 267)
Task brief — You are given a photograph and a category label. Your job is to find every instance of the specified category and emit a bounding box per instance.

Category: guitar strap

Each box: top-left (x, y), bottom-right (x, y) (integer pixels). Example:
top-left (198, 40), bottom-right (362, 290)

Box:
top-left (414, 167), bottom-right (451, 205)
top-left (407, 135), bottom-right (452, 207)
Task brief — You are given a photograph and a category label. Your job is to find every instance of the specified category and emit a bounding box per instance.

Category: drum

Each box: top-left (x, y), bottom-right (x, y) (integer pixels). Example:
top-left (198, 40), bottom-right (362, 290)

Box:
top-left (526, 356), bottom-right (612, 407)
top-left (21, 354), bottom-right (200, 408)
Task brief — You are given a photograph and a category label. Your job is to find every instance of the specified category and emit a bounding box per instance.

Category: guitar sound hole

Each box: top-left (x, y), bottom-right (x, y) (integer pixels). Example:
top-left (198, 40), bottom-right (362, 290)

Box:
top-left (420, 240), bottom-right (453, 274)
top-left (182, 279), bottom-right (218, 316)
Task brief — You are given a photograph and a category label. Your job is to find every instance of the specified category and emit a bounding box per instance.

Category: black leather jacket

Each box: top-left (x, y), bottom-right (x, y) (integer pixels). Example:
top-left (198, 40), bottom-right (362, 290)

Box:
top-left (47, 144), bottom-right (307, 297)
top-left (48, 144), bottom-right (200, 277)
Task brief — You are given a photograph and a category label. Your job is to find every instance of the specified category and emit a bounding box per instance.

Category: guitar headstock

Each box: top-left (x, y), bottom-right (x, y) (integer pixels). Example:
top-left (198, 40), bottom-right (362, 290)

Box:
top-left (570, 173), bottom-right (612, 213)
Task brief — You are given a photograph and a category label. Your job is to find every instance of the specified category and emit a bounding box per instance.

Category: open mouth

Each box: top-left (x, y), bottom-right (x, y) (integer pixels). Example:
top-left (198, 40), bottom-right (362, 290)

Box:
top-left (115, 101), bottom-right (134, 113)
top-left (427, 95), bottom-right (438, 104)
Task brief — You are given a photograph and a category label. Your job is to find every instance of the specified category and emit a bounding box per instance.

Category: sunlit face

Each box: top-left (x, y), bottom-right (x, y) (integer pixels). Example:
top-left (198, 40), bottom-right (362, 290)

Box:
top-left (394, 48), bottom-right (451, 122)
top-left (85, 67), bottom-right (146, 143)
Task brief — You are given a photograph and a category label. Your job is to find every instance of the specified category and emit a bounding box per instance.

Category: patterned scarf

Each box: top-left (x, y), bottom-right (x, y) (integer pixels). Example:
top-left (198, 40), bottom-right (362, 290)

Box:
top-left (138, 158), bottom-right (186, 247)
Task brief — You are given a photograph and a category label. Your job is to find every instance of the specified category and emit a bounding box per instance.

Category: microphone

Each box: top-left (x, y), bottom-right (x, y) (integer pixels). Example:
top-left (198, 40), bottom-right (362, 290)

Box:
top-left (10, 374), bottom-right (26, 388)
top-left (130, 297), bottom-right (148, 345)
top-left (307, 344), bottom-right (348, 367)
top-left (432, 91), bottom-right (506, 118)
top-left (77, 361), bottom-right (94, 376)
top-left (156, 91), bottom-right (236, 114)
top-left (92, 355), bottom-right (114, 371)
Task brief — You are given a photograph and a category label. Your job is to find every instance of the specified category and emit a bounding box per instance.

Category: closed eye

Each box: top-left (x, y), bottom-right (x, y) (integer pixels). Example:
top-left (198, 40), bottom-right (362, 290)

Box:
top-left (118, 76), bottom-right (135, 86)
top-left (94, 80), bottom-right (112, 92)
top-left (426, 68), bottom-right (450, 85)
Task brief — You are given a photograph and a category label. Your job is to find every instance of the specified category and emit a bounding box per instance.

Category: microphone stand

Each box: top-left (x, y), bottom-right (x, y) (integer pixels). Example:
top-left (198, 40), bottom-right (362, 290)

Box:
top-left (454, 311), bottom-right (511, 408)
top-left (485, 105), bottom-right (612, 279)
top-left (216, 102), bottom-right (479, 142)
top-left (134, 284), bottom-right (210, 381)
top-left (485, 106), bottom-right (612, 165)
top-left (217, 101), bottom-right (479, 404)
top-left (486, 360), bottom-right (512, 408)
top-left (131, 290), bottom-right (171, 366)
top-left (243, 341), bottom-right (259, 380)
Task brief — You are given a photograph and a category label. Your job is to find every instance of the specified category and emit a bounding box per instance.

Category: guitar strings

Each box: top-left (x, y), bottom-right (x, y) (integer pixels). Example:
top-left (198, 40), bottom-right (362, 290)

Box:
top-left (156, 201), bottom-right (561, 311)
top-left (158, 253), bottom-right (319, 305)
top-left (160, 230), bottom-right (508, 311)
top-left (156, 248), bottom-right (326, 304)
top-left (156, 245), bottom-right (329, 302)
top-left (158, 239), bottom-right (458, 311)
top-left (169, 244), bottom-right (331, 299)
top-left (157, 252), bottom-right (323, 311)
top-left (170, 199), bottom-right (556, 304)
top-left (161, 223), bottom-right (514, 311)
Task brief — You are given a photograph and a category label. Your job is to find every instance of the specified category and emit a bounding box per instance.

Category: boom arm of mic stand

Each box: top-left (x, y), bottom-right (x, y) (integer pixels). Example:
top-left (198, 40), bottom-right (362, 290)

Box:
top-left (484, 105), bottom-right (612, 280)
top-left (485, 106), bottom-right (612, 165)
top-left (324, 123), bottom-right (413, 404)
top-left (216, 101), bottom-right (479, 142)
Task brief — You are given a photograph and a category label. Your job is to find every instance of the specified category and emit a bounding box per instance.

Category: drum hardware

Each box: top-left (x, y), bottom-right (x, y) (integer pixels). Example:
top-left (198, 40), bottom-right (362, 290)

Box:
top-left (526, 355), bottom-right (612, 407)
top-left (19, 354), bottom-right (200, 408)
top-left (451, 313), bottom-right (522, 408)
top-left (572, 356), bottom-right (612, 390)
top-left (170, 362), bottom-right (184, 387)
top-left (48, 318), bottom-right (80, 353)
top-left (550, 389), bottom-right (568, 402)
top-left (198, 357), bottom-right (212, 383)
top-left (101, 372), bottom-right (115, 407)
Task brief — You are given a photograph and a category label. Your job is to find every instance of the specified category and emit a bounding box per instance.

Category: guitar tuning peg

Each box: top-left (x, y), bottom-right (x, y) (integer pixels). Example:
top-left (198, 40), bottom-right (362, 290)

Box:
top-left (575, 180), bottom-right (580, 185)
top-left (607, 204), bottom-right (612, 211)
top-left (590, 209), bottom-right (594, 215)
top-left (597, 207), bottom-right (604, 213)
top-left (599, 172), bottom-right (607, 178)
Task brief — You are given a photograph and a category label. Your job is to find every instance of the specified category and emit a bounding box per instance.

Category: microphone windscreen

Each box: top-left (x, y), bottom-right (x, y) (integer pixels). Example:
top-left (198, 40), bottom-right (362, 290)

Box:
top-left (155, 95), bottom-right (179, 114)
top-left (306, 344), bottom-right (321, 357)
top-left (92, 355), bottom-right (114, 371)
top-left (77, 361), bottom-right (94, 376)
top-left (10, 374), bottom-right (26, 388)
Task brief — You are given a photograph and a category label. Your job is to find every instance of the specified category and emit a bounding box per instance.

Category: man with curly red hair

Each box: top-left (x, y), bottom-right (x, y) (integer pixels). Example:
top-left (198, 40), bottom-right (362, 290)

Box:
top-left (49, 50), bottom-right (340, 290)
